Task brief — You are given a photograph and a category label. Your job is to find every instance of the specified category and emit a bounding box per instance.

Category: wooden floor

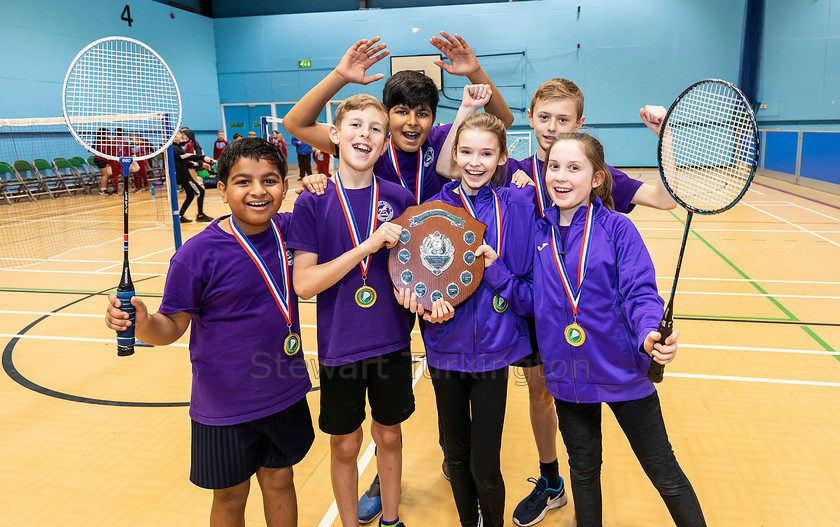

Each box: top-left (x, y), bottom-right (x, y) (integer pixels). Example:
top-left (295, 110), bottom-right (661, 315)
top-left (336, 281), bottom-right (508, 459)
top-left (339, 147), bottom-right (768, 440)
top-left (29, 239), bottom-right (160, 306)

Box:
top-left (1, 170), bottom-right (839, 526)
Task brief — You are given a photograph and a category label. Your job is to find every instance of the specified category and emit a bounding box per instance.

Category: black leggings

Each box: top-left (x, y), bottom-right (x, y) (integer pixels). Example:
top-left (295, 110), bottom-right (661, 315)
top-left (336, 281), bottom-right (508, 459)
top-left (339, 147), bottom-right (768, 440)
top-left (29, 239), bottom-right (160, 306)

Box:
top-left (179, 178), bottom-right (205, 216)
top-left (430, 365), bottom-right (508, 527)
top-left (555, 391), bottom-right (706, 527)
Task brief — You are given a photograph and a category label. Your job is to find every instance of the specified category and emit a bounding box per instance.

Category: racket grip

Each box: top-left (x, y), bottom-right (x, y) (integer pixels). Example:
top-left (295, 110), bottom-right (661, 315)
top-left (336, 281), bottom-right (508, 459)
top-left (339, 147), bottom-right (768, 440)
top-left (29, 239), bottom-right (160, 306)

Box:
top-left (646, 319), bottom-right (672, 383)
top-left (116, 289), bottom-right (135, 356)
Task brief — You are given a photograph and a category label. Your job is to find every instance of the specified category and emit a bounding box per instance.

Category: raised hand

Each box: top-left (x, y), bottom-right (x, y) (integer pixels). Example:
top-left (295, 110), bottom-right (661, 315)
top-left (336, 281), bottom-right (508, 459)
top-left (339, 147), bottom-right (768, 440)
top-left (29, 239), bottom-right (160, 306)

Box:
top-left (639, 105), bottom-right (667, 137)
top-left (430, 31), bottom-right (480, 77)
top-left (335, 37), bottom-right (390, 85)
top-left (463, 84), bottom-right (492, 110)
top-left (510, 169), bottom-right (534, 189)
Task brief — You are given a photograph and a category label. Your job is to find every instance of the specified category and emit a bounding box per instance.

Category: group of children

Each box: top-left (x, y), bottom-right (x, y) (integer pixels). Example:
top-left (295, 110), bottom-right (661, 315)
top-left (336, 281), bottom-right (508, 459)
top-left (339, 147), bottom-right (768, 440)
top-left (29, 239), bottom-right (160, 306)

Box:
top-left (105, 32), bottom-right (706, 527)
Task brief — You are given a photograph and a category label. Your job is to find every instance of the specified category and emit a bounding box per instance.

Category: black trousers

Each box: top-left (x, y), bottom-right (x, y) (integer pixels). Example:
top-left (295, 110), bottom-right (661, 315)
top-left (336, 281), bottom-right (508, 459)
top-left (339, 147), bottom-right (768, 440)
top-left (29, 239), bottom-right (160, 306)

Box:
top-left (179, 177), bottom-right (205, 216)
top-left (555, 391), bottom-right (706, 527)
top-left (297, 153), bottom-right (312, 178)
top-left (430, 365), bottom-right (508, 527)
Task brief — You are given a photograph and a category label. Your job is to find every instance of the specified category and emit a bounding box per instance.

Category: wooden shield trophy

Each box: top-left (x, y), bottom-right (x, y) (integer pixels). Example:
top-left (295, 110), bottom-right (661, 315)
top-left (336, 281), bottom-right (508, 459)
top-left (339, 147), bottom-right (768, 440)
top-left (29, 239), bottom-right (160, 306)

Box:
top-left (388, 201), bottom-right (487, 312)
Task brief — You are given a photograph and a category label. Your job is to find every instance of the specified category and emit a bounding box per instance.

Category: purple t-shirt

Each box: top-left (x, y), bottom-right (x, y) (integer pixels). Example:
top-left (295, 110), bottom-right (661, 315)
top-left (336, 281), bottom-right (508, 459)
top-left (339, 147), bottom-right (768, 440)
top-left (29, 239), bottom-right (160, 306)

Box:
top-left (158, 214), bottom-right (311, 426)
top-left (505, 155), bottom-right (642, 216)
top-left (373, 123), bottom-right (453, 204)
top-left (287, 176), bottom-right (415, 366)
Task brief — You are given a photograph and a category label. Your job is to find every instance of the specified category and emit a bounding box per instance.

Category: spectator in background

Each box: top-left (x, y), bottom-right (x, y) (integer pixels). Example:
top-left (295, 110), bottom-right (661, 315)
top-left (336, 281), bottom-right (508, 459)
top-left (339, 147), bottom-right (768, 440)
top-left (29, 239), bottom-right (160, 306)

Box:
top-left (181, 126), bottom-right (204, 155)
top-left (271, 130), bottom-right (288, 160)
top-left (313, 147), bottom-right (331, 176)
top-left (248, 131), bottom-right (257, 138)
top-left (213, 130), bottom-right (229, 159)
top-left (174, 131), bottom-right (214, 223)
top-left (129, 133), bottom-right (152, 190)
top-left (233, 133), bottom-right (243, 141)
top-left (93, 127), bottom-right (115, 195)
top-left (106, 127), bottom-right (129, 193)
top-left (290, 136), bottom-right (312, 180)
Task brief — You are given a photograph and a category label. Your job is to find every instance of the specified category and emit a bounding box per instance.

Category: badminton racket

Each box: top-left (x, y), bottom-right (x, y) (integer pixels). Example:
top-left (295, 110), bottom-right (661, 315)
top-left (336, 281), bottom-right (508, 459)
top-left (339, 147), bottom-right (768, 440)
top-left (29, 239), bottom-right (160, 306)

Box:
top-left (63, 37), bottom-right (182, 356)
top-left (648, 79), bottom-right (759, 383)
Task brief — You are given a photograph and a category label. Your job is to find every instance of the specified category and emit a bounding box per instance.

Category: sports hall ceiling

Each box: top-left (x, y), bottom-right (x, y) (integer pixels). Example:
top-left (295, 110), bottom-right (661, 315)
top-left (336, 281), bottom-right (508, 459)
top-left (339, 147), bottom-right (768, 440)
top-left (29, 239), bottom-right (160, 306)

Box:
top-left (155, 0), bottom-right (531, 18)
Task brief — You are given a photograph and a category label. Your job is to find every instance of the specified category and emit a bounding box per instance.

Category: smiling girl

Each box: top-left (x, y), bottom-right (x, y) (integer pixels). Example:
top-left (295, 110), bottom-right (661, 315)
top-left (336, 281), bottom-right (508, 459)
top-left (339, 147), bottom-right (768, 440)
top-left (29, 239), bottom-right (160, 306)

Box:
top-left (414, 87), bottom-right (536, 527)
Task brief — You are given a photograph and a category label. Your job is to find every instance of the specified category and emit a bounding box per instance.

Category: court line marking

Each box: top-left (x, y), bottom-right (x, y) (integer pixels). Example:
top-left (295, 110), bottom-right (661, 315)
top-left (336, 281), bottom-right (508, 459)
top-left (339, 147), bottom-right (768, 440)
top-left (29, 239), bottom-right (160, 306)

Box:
top-left (680, 344), bottom-right (839, 356)
top-left (638, 228), bottom-right (840, 233)
top-left (665, 372), bottom-right (840, 387)
top-left (0, 333), bottom-right (320, 356)
top-left (94, 247), bottom-right (174, 272)
top-left (658, 277), bottom-right (840, 285)
top-left (659, 290), bottom-right (840, 300)
top-left (744, 202), bottom-right (840, 248)
top-left (785, 201), bottom-right (840, 223)
top-left (318, 356), bottom-right (428, 527)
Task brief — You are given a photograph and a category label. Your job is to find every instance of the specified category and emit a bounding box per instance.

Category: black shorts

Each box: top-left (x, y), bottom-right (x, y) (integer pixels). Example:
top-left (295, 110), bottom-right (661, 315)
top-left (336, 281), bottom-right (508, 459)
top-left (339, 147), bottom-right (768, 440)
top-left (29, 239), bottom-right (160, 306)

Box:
top-left (512, 317), bottom-right (543, 368)
top-left (190, 397), bottom-right (315, 490)
top-left (318, 346), bottom-right (415, 435)
top-left (93, 156), bottom-right (108, 169)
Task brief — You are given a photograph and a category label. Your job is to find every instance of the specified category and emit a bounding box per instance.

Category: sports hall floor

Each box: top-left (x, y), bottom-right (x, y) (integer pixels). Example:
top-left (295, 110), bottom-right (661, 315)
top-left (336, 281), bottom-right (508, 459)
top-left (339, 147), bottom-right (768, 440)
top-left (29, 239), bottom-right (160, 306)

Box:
top-left (1, 169), bottom-right (839, 526)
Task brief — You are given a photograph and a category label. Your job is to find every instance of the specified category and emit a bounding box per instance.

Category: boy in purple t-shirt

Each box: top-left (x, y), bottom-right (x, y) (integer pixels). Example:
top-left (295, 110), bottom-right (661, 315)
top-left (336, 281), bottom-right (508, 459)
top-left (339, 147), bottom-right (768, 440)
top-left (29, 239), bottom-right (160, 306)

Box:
top-left (105, 138), bottom-right (314, 526)
top-left (284, 33), bottom-right (514, 205)
top-left (287, 94), bottom-right (452, 527)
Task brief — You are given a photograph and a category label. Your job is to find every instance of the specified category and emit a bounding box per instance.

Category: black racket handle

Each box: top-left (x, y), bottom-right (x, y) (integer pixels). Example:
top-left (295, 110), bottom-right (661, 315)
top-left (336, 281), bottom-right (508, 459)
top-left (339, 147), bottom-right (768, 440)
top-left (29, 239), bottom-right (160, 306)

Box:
top-left (646, 319), bottom-right (673, 383)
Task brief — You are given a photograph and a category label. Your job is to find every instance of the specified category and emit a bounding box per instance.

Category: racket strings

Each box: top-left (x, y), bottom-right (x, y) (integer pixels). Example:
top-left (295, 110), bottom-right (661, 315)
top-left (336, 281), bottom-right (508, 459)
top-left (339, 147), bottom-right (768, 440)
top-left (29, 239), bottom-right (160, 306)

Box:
top-left (64, 39), bottom-right (180, 160)
top-left (661, 81), bottom-right (757, 213)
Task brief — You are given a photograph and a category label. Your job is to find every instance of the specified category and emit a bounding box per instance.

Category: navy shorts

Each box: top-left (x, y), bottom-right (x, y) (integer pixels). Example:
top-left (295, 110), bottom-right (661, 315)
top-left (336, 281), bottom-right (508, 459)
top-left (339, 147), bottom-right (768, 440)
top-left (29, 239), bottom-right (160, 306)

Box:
top-left (318, 346), bottom-right (415, 435)
top-left (190, 397), bottom-right (314, 490)
top-left (511, 317), bottom-right (543, 368)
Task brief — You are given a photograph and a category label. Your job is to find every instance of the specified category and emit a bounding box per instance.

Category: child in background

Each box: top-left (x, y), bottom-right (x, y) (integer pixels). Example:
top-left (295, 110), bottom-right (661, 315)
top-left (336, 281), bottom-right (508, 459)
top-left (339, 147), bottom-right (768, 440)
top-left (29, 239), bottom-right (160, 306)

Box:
top-left (417, 85), bottom-right (535, 527)
top-left (233, 133), bottom-right (243, 141)
top-left (287, 94), bottom-right (453, 527)
top-left (271, 130), bottom-right (288, 160)
top-left (92, 127), bottom-right (114, 195)
top-left (213, 130), bottom-right (229, 159)
top-left (313, 147), bottom-right (331, 175)
top-left (513, 132), bottom-right (705, 527)
top-left (105, 137), bottom-right (315, 527)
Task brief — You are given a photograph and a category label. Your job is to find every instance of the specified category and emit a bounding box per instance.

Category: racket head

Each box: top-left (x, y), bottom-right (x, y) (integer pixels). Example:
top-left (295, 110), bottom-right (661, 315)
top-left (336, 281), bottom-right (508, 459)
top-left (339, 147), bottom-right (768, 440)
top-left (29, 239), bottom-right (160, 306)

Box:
top-left (62, 36), bottom-right (182, 161)
top-left (658, 79), bottom-right (759, 215)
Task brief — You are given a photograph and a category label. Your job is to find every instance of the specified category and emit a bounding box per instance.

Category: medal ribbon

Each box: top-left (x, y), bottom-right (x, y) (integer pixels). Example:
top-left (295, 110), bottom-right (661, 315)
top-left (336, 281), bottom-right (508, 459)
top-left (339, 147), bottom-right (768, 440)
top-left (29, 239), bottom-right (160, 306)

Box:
top-left (335, 172), bottom-right (379, 278)
top-left (533, 156), bottom-right (548, 218)
top-left (457, 185), bottom-right (503, 257)
top-left (549, 202), bottom-right (594, 316)
top-left (229, 217), bottom-right (292, 326)
top-left (388, 137), bottom-right (423, 204)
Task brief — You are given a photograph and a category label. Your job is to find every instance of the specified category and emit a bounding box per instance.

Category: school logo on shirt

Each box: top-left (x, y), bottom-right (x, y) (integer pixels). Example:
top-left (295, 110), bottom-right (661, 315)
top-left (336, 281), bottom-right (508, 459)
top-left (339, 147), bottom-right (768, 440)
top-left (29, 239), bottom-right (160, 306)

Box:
top-left (285, 249), bottom-right (294, 266)
top-left (377, 200), bottom-right (394, 222)
top-left (423, 146), bottom-right (434, 168)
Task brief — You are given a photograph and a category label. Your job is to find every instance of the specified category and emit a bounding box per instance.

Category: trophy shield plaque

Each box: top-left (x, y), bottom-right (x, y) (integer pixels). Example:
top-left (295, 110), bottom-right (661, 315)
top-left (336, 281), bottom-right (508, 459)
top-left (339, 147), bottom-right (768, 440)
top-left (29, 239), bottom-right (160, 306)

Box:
top-left (388, 200), bottom-right (487, 312)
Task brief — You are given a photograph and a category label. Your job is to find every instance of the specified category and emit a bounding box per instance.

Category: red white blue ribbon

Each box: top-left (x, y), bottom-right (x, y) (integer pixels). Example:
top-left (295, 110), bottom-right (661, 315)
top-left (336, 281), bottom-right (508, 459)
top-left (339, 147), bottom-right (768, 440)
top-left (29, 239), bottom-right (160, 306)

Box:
top-left (335, 172), bottom-right (379, 277)
top-left (549, 202), bottom-right (594, 316)
top-left (457, 184), bottom-right (503, 257)
top-left (229, 216), bottom-right (292, 325)
top-left (532, 155), bottom-right (548, 218)
top-left (388, 137), bottom-right (423, 204)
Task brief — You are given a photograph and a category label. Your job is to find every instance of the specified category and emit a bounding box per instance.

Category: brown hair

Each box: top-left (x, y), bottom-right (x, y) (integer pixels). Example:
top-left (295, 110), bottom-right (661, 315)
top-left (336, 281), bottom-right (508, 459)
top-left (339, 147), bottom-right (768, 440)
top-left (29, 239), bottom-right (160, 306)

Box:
top-left (530, 78), bottom-right (584, 121)
top-left (333, 93), bottom-right (389, 130)
top-left (450, 113), bottom-right (508, 186)
top-left (542, 133), bottom-right (614, 210)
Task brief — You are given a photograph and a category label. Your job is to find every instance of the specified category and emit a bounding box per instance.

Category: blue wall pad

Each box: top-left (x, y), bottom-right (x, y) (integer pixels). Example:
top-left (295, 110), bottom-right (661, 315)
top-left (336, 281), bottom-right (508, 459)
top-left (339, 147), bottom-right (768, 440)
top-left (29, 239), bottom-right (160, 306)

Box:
top-left (763, 131), bottom-right (798, 175)
top-left (800, 132), bottom-right (840, 186)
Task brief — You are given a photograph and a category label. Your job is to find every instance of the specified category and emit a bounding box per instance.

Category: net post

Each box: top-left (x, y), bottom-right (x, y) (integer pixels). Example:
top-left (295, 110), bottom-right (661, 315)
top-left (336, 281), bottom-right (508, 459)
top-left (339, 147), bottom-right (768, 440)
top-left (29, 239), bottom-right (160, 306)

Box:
top-left (164, 144), bottom-right (182, 249)
top-left (260, 116), bottom-right (269, 140)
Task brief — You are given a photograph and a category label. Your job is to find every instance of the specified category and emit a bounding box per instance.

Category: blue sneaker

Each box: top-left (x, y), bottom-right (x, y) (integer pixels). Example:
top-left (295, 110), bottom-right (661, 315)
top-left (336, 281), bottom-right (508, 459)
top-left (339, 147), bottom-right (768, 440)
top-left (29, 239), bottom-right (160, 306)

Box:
top-left (512, 476), bottom-right (567, 526)
top-left (359, 475), bottom-right (382, 524)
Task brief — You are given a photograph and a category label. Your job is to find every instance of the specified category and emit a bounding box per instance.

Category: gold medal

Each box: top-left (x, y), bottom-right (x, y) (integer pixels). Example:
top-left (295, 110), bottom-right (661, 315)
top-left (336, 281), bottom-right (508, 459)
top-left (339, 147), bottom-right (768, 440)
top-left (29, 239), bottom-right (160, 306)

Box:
top-left (564, 322), bottom-right (586, 346)
top-left (492, 294), bottom-right (508, 314)
top-left (284, 332), bottom-right (301, 356)
top-left (355, 285), bottom-right (377, 308)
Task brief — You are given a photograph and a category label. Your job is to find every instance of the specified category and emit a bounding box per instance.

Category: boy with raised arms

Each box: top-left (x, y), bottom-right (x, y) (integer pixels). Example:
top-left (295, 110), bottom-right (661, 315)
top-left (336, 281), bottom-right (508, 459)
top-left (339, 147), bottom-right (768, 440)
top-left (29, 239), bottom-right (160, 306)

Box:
top-left (283, 33), bottom-right (513, 204)
top-left (105, 138), bottom-right (314, 526)
top-left (287, 93), bottom-right (453, 527)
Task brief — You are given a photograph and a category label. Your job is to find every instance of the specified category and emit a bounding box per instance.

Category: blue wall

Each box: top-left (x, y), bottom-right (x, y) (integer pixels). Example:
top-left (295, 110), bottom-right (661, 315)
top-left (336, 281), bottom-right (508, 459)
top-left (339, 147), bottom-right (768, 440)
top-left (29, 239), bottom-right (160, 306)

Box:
top-left (214, 0), bottom-right (747, 167)
top-left (0, 0), bottom-right (221, 151)
top-left (759, 0), bottom-right (840, 124)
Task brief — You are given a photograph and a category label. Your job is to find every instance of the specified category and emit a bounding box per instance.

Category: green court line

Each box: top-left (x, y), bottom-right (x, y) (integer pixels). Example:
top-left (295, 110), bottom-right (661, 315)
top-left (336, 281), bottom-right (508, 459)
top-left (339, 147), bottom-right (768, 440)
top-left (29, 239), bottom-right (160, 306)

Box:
top-left (676, 313), bottom-right (794, 322)
top-left (668, 211), bottom-right (837, 359)
top-left (669, 210), bottom-right (800, 322)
